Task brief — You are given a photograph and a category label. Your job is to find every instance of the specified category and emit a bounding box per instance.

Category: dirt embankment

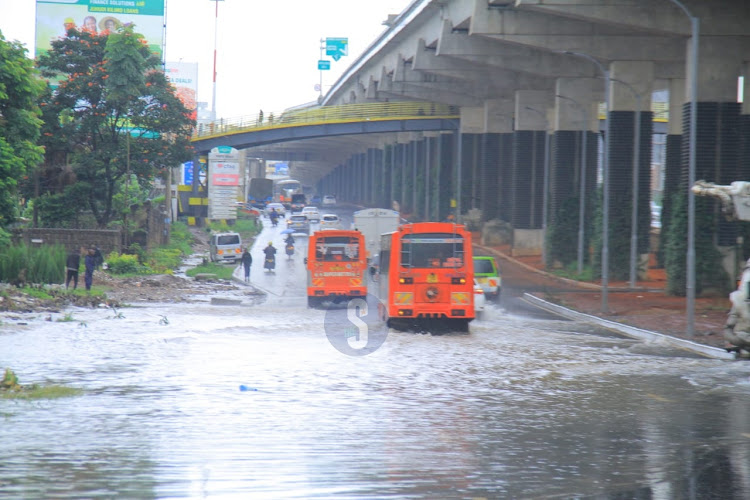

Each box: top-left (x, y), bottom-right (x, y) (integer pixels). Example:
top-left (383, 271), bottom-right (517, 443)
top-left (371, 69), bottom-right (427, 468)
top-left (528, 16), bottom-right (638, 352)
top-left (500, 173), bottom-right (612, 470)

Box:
top-left (0, 226), bottom-right (259, 314)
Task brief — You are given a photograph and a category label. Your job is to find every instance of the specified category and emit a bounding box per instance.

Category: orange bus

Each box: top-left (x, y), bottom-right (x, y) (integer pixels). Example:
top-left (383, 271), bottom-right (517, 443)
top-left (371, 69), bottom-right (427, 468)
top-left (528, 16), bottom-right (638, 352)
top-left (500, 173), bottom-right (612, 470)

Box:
top-left (377, 222), bottom-right (474, 331)
top-left (306, 230), bottom-right (367, 307)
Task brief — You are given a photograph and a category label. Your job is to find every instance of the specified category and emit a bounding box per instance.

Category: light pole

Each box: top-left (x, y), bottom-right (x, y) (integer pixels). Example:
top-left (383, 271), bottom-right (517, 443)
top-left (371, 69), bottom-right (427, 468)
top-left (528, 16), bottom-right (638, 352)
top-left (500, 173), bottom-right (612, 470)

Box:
top-left (556, 94), bottom-right (588, 275)
top-left (610, 78), bottom-right (643, 289)
top-left (525, 106), bottom-right (551, 266)
top-left (666, 0), bottom-right (699, 337)
top-left (210, 0), bottom-right (224, 122)
top-left (565, 51), bottom-right (611, 312)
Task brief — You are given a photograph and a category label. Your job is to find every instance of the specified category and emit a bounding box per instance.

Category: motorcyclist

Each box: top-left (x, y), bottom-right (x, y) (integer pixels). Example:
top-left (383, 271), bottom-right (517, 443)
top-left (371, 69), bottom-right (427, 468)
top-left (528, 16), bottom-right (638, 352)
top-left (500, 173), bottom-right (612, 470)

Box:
top-left (263, 242), bottom-right (277, 271)
top-left (269, 208), bottom-right (279, 227)
top-left (285, 234), bottom-right (295, 258)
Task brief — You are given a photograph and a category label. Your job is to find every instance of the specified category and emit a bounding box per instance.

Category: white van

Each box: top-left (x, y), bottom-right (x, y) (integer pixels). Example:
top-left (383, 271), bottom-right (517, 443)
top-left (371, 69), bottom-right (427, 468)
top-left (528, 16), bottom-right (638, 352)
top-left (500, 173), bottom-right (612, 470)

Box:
top-left (209, 232), bottom-right (242, 263)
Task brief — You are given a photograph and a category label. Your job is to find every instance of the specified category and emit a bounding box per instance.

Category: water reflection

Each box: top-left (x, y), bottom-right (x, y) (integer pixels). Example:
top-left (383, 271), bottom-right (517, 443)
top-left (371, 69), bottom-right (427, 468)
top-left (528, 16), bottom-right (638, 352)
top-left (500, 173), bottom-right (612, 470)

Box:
top-left (2, 290), bottom-right (750, 497)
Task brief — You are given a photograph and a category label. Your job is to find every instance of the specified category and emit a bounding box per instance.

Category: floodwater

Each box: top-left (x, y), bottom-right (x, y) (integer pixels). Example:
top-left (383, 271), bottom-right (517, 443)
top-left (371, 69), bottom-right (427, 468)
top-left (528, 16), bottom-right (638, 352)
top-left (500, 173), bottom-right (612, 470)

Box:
top-left (3, 214), bottom-right (750, 499)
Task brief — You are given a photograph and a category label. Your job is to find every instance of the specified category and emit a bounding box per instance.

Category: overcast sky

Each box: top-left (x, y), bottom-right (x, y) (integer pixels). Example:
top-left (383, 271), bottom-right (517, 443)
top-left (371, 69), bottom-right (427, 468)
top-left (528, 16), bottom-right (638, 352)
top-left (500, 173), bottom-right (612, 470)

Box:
top-left (0, 0), bottom-right (413, 119)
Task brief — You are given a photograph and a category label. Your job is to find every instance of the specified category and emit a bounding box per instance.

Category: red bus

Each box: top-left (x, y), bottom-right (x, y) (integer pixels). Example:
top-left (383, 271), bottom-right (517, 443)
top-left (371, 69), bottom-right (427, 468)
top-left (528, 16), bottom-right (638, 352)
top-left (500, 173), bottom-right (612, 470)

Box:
top-left (306, 230), bottom-right (367, 307)
top-left (377, 222), bottom-right (474, 331)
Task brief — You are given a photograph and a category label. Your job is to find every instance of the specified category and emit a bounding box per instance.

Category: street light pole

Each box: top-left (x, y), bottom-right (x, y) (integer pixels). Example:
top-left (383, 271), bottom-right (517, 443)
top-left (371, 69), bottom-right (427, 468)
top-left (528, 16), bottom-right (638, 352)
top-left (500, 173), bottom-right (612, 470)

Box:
top-left (556, 94), bottom-right (588, 275)
top-left (666, 0), bottom-right (699, 337)
top-left (210, 0), bottom-right (224, 122)
top-left (525, 106), bottom-right (551, 266)
top-left (610, 78), bottom-right (643, 289)
top-left (565, 51), bottom-right (611, 312)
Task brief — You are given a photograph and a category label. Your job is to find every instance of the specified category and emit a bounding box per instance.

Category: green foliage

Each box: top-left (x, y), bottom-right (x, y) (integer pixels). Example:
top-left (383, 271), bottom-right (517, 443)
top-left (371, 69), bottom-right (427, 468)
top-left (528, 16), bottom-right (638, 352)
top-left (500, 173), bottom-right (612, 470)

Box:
top-left (1, 368), bottom-right (82, 399)
top-left (0, 228), bottom-right (11, 249)
top-left (19, 286), bottom-right (53, 300)
top-left (665, 190), bottom-right (730, 296)
top-left (146, 247), bottom-right (181, 273)
top-left (0, 243), bottom-right (66, 284)
top-left (57, 312), bottom-right (76, 322)
top-left (546, 196), bottom-right (588, 268)
top-left (105, 251), bottom-right (145, 274)
top-left (186, 262), bottom-right (236, 280)
top-left (0, 33), bottom-right (45, 229)
top-left (35, 25), bottom-right (195, 228)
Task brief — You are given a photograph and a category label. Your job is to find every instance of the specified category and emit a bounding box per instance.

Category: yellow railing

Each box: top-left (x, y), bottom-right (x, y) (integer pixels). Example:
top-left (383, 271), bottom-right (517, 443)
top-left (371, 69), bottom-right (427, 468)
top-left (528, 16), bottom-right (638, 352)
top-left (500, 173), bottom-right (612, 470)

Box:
top-left (192, 102), bottom-right (460, 140)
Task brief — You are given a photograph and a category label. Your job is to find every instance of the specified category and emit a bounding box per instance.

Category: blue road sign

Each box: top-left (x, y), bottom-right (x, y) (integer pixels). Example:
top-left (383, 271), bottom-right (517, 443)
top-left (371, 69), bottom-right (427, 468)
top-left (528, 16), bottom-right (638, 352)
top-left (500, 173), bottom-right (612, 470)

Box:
top-left (325, 37), bottom-right (348, 61)
top-left (318, 59), bottom-right (331, 70)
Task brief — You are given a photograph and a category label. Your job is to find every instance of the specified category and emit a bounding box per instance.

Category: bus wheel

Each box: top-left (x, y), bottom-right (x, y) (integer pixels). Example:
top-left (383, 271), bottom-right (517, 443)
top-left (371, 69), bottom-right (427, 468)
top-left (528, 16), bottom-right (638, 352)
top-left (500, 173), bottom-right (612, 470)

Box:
top-left (307, 297), bottom-right (319, 308)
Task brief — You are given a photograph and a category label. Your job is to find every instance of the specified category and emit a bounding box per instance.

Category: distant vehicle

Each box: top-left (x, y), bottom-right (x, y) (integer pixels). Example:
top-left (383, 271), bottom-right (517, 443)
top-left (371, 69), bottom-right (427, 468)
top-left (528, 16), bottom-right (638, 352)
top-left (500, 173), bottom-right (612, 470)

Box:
top-left (301, 206), bottom-right (320, 222)
top-left (473, 256), bottom-right (501, 300)
top-left (306, 230), bottom-right (367, 307)
top-left (209, 232), bottom-right (242, 264)
top-left (287, 214), bottom-right (310, 234)
top-left (352, 208), bottom-right (400, 261)
top-left (273, 179), bottom-right (302, 207)
top-left (322, 195), bottom-right (337, 206)
top-left (319, 213), bottom-right (342, 230)
top-left (290, 193), bottom-right (307, 213)
top-left (248, 178), bottom-right (273, 206)
top-left (310, 195), bottom-right (322, 205)
top-left (265, 202), bottom-right (286, 217)
top-left (474, 279), bottom-right (486, 319)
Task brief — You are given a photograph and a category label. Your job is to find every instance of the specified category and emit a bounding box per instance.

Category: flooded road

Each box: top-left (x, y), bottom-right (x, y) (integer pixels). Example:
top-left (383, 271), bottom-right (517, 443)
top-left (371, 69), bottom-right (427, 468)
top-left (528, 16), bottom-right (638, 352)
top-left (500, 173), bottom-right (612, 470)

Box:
top-left (3, 212), bottom-right (750, 498)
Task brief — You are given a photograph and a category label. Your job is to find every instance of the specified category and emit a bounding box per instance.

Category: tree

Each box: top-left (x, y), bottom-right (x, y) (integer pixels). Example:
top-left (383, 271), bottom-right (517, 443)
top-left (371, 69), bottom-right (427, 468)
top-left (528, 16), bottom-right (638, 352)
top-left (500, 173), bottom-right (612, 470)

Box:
top-left (36, 25), bottom-right (194, 228)
top-left (0, 32), bottom-right (45, 231)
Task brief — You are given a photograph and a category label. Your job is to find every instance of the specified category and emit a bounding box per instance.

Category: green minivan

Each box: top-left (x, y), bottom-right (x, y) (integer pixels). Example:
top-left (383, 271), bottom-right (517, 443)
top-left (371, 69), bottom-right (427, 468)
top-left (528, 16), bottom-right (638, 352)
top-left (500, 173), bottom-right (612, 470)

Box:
top-left (473, 256), bottom-right (501, 300)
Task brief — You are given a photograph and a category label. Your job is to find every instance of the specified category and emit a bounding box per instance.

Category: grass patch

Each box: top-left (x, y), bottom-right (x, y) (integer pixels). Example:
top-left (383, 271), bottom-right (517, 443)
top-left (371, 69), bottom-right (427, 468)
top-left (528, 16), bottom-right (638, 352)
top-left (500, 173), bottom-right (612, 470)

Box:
top-left (549, 263), bottom-right (595, 282)
top-left (0, 385), bottom-right (83, 400)
top-left (19, 286), bottom-right (53, 300)
top-left (1, 368), bottom-right (82, 400)
top-left (186, 262), bottom-right (236, 280)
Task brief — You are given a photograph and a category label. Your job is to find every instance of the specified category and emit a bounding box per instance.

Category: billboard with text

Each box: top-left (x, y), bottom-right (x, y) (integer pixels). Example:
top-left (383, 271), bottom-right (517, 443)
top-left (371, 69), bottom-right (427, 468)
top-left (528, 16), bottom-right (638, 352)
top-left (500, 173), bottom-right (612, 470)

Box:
top-left (35, 0), bottom-right (165, 59)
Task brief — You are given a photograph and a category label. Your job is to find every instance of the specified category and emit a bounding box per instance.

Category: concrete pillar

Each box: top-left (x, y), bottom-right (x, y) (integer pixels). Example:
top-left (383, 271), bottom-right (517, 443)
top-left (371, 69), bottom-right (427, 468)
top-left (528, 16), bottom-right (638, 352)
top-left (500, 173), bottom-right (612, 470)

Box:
top-left (607, 61), bottom-right (654, 277)
top-left (548, 78), bottom-right (600, 267)
top-left (480, 99), bottom-right (514, 223)
top-left (511, 90), bottom-right (553, 255)
top-left (459, 107), bottom-right (484, 221)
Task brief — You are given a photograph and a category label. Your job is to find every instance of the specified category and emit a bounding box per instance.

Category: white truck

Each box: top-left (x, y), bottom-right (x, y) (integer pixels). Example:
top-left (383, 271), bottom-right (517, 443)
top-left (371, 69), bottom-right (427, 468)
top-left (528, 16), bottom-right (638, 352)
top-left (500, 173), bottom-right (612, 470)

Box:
top-left (692, 180), bottom-right (750, 354)
top-left (352, 208), bottom-right (400, 261)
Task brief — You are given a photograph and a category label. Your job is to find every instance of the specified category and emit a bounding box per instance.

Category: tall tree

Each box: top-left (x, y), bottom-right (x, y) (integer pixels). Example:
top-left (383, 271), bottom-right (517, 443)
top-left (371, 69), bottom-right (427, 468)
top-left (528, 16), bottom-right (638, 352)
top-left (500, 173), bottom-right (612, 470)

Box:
top-left (0, 32), bottom-right (45, 230)
top-left (37, 25), bottom-right (194, 228)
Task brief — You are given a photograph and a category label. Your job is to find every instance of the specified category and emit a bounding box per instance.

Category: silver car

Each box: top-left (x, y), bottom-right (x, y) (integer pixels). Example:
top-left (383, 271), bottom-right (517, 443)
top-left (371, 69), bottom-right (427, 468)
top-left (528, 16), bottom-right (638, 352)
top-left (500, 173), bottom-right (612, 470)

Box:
top-left (319, 213), bottom-right (342, 230)
top-left (286, 214), bottom-right (310, 234)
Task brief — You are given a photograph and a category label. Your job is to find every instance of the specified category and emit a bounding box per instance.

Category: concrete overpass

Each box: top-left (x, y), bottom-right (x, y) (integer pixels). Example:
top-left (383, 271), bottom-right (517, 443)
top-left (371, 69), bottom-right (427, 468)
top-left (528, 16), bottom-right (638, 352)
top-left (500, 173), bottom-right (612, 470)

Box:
top-left (192, 0), bottom-right (750, 283)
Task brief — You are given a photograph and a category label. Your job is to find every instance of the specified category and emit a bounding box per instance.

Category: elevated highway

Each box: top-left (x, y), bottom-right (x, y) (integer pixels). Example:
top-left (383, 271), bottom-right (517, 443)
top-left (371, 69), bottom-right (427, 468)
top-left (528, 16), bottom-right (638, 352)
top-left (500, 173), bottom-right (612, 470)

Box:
top-left (191, 0), bottom-right (750, 284)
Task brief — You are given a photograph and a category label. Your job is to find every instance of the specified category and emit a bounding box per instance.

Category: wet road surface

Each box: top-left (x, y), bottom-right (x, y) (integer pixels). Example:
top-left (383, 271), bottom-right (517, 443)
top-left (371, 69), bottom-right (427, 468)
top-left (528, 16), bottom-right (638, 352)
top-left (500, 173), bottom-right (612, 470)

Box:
top-left (3, 208), bottom-right (750, 498)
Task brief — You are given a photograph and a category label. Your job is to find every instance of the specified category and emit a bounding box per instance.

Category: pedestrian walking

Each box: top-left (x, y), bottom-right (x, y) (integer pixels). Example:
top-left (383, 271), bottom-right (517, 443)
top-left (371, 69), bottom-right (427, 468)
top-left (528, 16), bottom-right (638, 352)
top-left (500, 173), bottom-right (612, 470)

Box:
top-left (84, 248), bottom-right (96, 291)
top-left (241, 247), bottom-right (253, 282)
top-left (65, 248), bottom-right (81, 289)
top-left (93, 246), bottom-right (104, 269)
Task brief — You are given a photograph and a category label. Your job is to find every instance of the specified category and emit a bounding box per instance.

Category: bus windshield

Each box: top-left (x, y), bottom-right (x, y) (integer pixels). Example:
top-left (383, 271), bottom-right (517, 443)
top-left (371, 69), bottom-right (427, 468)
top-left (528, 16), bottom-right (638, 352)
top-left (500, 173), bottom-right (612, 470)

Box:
top-left (314, 236), bottom-right (361, 262)
top-left (400, 233), bottom-right (464, 268)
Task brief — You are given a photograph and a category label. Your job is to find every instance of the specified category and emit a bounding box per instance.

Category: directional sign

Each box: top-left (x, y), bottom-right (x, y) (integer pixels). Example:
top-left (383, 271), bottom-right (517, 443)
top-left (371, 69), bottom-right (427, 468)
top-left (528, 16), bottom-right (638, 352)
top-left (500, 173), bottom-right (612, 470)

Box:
top-left (325, 37), bottom-right (348, 61)
top-left (318, 59), bottom-right (331, 70)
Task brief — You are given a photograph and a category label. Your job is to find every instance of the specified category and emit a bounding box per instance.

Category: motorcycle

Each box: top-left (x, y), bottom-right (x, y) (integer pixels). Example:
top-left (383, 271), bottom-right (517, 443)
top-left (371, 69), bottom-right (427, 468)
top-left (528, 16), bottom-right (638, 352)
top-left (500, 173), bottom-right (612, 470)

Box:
top-left (285, 243), bottom-right (295, 259)
top-left (270, 214), bottom-right (279, 227)
top-left (264, 255), bottom-right (276, 272)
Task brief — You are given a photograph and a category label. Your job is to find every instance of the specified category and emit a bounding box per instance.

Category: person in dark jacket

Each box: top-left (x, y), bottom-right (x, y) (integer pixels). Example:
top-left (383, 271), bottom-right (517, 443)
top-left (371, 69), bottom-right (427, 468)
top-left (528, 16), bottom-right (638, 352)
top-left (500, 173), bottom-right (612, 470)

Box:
top-left (65, 249), bottom-right (81, 289)
top-left (241, 248), bottom-right (253, 282)
top-left (84, 248), bottom-right (96, 291)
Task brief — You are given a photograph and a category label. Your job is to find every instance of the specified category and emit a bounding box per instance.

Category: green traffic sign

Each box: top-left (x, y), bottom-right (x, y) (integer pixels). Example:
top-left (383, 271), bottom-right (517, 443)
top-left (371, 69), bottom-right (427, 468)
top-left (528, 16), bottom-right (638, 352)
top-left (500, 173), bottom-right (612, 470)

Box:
top-left (325, 37), bottom-right (348, 61)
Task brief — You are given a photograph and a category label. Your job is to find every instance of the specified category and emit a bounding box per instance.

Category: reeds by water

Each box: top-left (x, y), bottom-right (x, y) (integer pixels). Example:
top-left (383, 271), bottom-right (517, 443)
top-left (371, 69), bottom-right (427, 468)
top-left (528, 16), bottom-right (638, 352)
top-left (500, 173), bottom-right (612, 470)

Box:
top-left (0, 244), bottom-right (66, 284)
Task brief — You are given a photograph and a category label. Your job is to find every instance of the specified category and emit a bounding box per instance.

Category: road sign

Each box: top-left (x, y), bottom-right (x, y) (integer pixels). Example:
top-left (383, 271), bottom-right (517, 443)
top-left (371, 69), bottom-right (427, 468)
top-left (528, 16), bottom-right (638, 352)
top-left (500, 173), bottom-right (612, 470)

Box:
top-left (325, 37), bottom-right (348, 61)
top-left (318, 59), bottom-right (331, 70)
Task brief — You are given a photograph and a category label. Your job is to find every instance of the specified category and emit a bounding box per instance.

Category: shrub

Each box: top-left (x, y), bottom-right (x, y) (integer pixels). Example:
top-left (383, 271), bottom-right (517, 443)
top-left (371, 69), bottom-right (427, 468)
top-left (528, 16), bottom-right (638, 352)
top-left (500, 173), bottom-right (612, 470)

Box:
top-left (0, 243), bottom-right (65, 284)
top-left (106, 252), bottom-right (144, 274)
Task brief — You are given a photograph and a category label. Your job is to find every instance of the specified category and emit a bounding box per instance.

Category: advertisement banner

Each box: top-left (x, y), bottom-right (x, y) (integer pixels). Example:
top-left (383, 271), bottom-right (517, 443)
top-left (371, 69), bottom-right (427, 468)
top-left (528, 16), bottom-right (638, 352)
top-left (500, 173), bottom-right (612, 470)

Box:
top-left (165, 61), bottom-right (198, 121)
top-left (35, 0), bottom-right (165, 59)
top-left (208, 146), bottom-right (239, 220)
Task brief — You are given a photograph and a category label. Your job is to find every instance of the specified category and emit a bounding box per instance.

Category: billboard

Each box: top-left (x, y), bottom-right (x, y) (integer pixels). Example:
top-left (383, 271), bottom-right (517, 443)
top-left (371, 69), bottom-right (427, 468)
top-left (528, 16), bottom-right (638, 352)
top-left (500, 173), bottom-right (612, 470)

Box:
top-left (165, 61), bottom-right (198, 121)
top-left (208, 146), bottom-right (239, 220)
top-left (35, 0), bottom-right (165, 59)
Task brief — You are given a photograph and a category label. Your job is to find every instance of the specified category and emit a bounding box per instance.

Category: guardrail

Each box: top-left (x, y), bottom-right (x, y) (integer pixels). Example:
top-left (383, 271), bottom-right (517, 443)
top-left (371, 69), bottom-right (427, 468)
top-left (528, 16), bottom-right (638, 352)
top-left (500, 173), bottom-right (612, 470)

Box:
top-left (193, 102), bottom-right (460, 140)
